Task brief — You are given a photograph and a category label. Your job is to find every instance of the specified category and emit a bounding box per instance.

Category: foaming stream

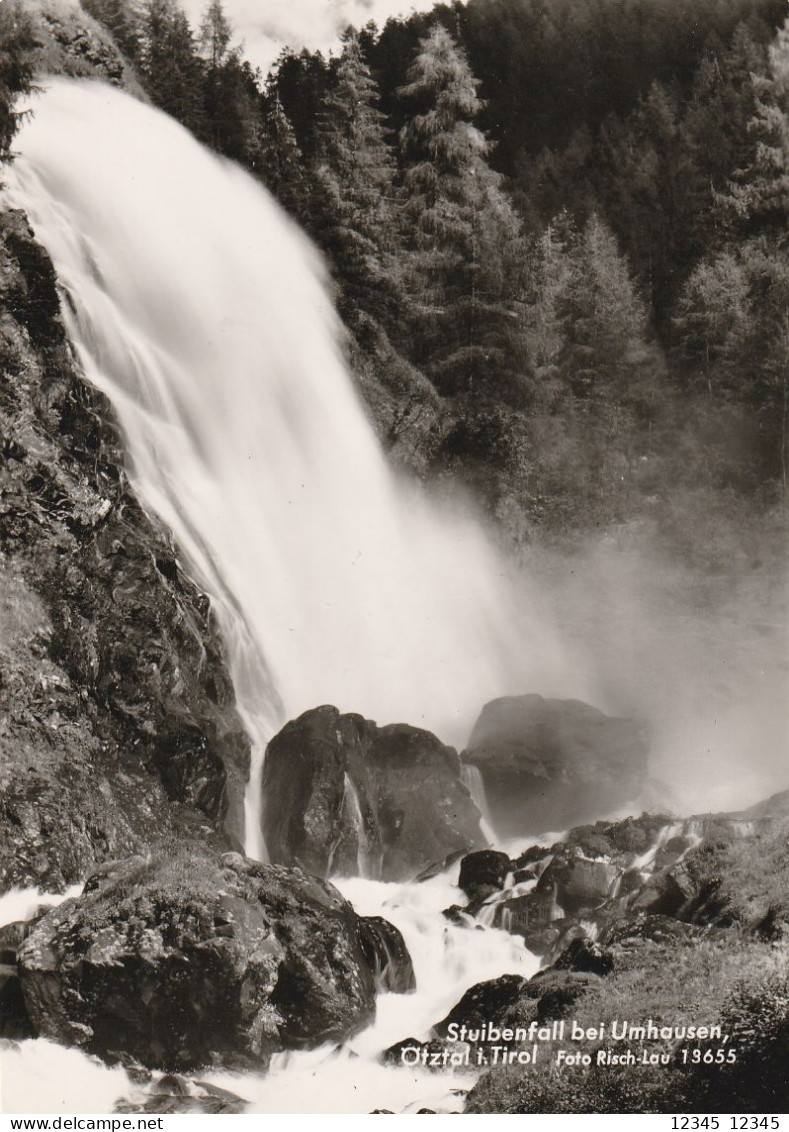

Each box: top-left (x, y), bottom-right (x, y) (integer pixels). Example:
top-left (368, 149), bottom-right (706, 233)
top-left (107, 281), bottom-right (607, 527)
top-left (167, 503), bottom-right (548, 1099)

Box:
top-left (4, 79), bottom-right (578, 857)
top-left (1, 869), bottom-right (537, 1114)
top-left (202, 869), bottom-right (538, 1113)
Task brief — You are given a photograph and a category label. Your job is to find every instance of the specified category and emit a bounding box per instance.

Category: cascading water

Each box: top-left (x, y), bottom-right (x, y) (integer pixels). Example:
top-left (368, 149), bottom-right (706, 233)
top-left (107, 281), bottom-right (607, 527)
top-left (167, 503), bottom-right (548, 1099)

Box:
top-left (4, 79), bottom-right (575, 859)
top-left (0, 77), bottom-right (565, 1112)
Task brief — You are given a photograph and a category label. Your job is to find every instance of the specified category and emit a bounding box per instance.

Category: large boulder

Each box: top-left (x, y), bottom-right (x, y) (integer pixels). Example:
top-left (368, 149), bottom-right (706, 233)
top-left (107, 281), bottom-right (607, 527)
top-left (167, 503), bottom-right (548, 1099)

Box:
top-left (458, 850), bottom-right (511, 899)
top-left (462, 695), bottom-right (649, 837)
top-left (261, 706), bottom-right (484, 882)
top-left (17, 849), bottom-right (377, 1071)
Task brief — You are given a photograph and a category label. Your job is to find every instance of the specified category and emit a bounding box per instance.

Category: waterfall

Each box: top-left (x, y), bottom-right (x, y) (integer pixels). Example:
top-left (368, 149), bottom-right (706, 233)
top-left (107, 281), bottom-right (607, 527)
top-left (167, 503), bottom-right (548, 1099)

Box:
top-left (461, 763), bottom-right (496, 840)
top-left (4, 79), bottom-right (572, 857)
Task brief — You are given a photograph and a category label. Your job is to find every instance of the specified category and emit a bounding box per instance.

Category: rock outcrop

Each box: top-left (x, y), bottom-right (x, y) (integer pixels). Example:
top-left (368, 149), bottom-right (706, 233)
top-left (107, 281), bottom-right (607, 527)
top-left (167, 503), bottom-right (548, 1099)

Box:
top-left (261, 705), bottom-right (485, 882)
top-left (0, 208), bottom-right (251, 890)
top-left (441, 806), bottom-right (789, 959)
top-left (462, 694), bottom-right (649, 836)
top-left (17, 849), bottom-right (378, 1070)
top-left (25, 0), bottom-right (142, 92)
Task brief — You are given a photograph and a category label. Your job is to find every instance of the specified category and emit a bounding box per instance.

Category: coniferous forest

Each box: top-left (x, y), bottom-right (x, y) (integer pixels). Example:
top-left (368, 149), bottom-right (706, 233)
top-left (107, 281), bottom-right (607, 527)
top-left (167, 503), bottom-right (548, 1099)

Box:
top-left (39, 0), bottom-right (787, 579)
top-left (1, 0), bottom-right (782, 572)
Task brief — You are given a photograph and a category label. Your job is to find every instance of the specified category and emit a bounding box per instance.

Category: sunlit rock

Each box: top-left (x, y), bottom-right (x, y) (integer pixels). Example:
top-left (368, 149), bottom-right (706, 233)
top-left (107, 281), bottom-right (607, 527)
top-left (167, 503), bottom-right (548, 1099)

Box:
top-left (18, 849), bottom-right (377, 1071)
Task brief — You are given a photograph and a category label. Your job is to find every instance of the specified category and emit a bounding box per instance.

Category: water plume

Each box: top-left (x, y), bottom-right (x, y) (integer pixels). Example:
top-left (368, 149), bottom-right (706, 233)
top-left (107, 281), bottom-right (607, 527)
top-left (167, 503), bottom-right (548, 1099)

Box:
top-left (5, 79), bottom-right (574, 855)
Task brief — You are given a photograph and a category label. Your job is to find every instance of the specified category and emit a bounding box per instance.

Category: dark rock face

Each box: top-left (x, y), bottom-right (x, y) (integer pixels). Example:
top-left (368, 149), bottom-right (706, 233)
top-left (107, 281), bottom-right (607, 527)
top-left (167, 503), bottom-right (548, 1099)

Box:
top-left (0, 209), bottom-right (252, 890)
top-left (0, 915), bottom-right (41, 1039)
top-left (433, 974), bottom-right (528, 1038)
top-left (462, 694), bottom-right (649, 836)
top-left (17, 850), bottom-right (376, 1071)
top-left (358, 916), bottom-right (416, 994)
top-left (433, 969), bottom-right (600, 1047)
top-left (458, 850), bottom-right (510, 898)
top-left (262, 705), bottom-right (484, 882)
top-left (536, 847), bottom-right (621, 914)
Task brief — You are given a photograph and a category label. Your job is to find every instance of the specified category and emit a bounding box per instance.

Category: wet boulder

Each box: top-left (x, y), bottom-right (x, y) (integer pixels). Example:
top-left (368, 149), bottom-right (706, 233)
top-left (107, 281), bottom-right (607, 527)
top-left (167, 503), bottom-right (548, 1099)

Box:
top-left (358, 916), bottom-right (416, 994)
top-left (17, 848), bottom-right (376, 1071)
top-left (262, 706), bottom-right (484, 882)
top-left (432, 970), bottom-right (599, 1048)
top-left (462, 695), bottom-right (649, 837)
top-left (458, 850), bottom-right (511, 898)
top-left (382, 1037), bottom-right (472, 1073)
top-left (115, 1077), bottom-right (248, 1115)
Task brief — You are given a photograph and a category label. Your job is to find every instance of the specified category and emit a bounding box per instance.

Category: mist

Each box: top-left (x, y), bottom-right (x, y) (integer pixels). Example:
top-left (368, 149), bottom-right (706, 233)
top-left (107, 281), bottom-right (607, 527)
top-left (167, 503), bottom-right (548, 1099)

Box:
top-left (511, 527), bottom-right (788, 816)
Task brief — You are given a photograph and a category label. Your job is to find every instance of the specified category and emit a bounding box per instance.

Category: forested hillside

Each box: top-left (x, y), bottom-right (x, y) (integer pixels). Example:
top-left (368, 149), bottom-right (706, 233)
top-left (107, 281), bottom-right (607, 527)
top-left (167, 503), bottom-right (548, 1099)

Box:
top-left (5, 0), bottom-right (788, 570)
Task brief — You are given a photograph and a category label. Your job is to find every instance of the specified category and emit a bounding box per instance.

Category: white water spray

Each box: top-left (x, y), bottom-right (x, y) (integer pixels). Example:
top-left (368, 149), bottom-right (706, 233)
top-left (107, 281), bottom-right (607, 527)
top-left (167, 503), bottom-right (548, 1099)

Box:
top-left (5, 79), bottom-right (574, 857)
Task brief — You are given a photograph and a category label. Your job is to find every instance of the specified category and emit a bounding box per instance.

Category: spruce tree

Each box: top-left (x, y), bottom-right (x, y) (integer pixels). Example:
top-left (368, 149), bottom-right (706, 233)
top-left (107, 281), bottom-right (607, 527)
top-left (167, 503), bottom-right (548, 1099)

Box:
top-left (256, 76), bottom-right (308, 221)
top-left (310, 29), bottom-right (400, 330)
top-left (397, 24), bottom-right (523, 402)
top-left (559, 213), bottom-right (651, 405)
top-left (519, 215), bottom-right (578, 412)
top-left (557, 214), bottom-right (663, 510)
top-left (0, 1), bottom-right (35, 162)
top-left (676, 27), bottom-right (765, 260)
top-left (721, 17), bottom-right (789, 239)
top-left (138, 0), bottom-right (205, 138)
top-left (198, 0), bottom-right (231, 70)
top-left (674, 241), bottom-right (789, 485)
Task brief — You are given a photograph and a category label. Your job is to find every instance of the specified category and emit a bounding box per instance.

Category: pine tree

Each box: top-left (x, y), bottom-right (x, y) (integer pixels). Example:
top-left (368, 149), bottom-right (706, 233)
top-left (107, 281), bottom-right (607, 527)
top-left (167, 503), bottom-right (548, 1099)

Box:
top-left (519, 215), bottom-right (578, 412)
top-left (198, 0), bottom-right (231, 70)
top-left (255, 76), bottom-right (308, 220)
top-left (673, 251), bottom-right (750, 394)
top-left (677, 25), bottom-right (766, 260)
top-left (592, 82), bottom-right (683, 323)
top-left (138, 0), bottom-right (205, 138)
top-left (570, 215), bottom-right (665, 513)
top-left (674, 240), bottom-right (789, 485)
top-left (397, 24), bottom-right (522, 401)
top-left (310, 29), bottom-right (400, 330)
top-left (0, 1), bottom-right (35, 162)
top-left (558, 213), bottom-right (652, 406)
top-left (720, 17), bottom-right (789, 239)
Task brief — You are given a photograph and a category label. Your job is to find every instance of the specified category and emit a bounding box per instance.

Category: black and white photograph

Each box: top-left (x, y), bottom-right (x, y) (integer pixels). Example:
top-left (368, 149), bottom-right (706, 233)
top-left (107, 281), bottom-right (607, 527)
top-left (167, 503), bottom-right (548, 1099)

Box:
top-left (0, 0), bottom-right (787, 1117)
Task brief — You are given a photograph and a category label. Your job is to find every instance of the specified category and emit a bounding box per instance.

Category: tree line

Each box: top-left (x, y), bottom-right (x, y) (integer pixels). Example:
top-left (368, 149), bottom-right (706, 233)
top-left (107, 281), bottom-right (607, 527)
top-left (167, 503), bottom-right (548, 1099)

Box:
top-left (5, 0), bottom-right (789, 562)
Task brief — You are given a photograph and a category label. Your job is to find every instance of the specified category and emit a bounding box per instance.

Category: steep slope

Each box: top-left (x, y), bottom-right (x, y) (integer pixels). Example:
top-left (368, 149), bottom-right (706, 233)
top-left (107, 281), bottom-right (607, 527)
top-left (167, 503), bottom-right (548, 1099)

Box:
top-left (0, 207), bottom-right (251, 891)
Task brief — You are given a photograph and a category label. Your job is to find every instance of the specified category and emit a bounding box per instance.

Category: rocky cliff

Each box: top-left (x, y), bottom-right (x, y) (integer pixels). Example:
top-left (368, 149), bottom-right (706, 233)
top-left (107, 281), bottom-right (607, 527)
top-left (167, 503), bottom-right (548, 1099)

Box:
top-left (0, 207), bottom-right (251, 891)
